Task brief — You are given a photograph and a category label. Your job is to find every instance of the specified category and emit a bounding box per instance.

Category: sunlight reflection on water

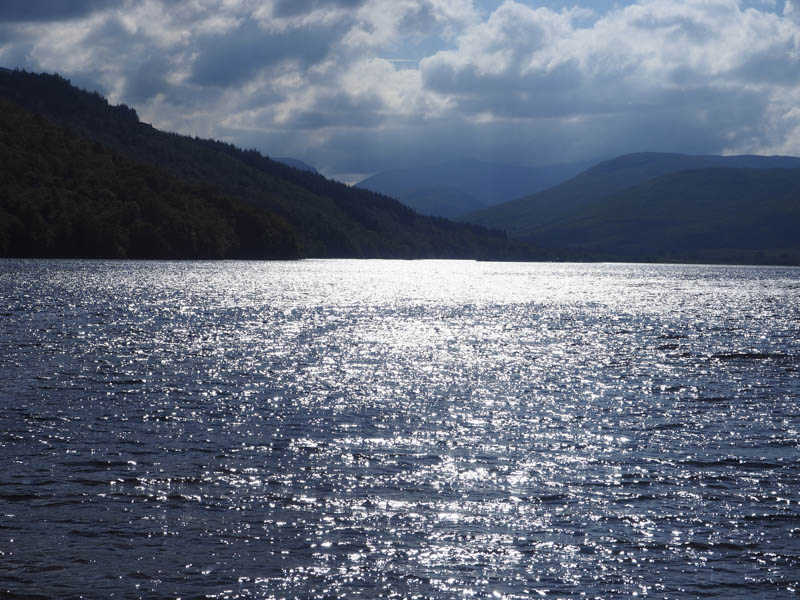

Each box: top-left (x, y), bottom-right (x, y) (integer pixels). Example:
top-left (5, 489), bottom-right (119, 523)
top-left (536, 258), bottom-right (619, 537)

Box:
top-left (1, 259), bottom-right (799, 599)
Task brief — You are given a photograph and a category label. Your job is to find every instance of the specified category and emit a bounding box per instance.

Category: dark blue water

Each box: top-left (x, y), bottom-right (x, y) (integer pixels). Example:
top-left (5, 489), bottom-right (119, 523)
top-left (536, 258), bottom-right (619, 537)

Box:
top-left (1, 259), bottom-right (799, 599)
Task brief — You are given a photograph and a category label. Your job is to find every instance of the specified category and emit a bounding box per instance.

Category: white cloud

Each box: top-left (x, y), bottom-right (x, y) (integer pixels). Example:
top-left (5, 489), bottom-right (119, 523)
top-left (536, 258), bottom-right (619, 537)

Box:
top-left (418, 0), bottom-right (800, 160)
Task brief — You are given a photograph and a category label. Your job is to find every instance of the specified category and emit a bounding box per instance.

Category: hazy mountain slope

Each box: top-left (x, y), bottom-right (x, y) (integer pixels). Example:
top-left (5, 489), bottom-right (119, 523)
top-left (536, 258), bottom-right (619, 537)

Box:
top-left (532, 167), bottom-right (800, 264)
top-left (0, 69), bottom-right (515, 260)
top-left (463, 152), bottom-right (800, 238)
top-left (0, 97), bottom-right (298, 259)
top-left (357, 157), bottom-right (588, 215)
top-left (391, 187), bottom-right (487, 219)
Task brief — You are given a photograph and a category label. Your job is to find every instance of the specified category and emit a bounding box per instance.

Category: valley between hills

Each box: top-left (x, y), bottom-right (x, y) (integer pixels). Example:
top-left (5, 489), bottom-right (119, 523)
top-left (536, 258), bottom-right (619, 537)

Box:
top-left (2, 68), bottom-right (799, 265)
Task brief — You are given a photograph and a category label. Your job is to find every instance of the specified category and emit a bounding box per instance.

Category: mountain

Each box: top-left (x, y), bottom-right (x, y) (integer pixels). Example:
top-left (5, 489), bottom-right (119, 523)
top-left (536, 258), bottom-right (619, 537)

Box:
top-left (388, 186), bottom-right (487, 219)
top-left (0, 69), bottom-right (518, 260)
top-left (356, 157), bottom-right (589, 218)
top-left (463, 152), bottom-right (800, 239)
top-left (531, 167), bottom-right (800, 264)
top-left (0, 97), bottom-right (298, 259)
top-left (273, 157), bottom-right (318, 174)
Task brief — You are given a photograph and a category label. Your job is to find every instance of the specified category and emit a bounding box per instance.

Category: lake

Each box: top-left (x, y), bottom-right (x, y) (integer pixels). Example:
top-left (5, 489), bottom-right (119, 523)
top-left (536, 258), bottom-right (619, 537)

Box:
top-left (1, 259), bottom-right (799, 599)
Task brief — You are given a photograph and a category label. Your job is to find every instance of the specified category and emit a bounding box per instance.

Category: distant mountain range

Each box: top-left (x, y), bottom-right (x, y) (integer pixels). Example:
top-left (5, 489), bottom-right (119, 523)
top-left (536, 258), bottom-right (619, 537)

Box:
top-left (0, 69), bottom-right (516, 260)
top-left (461, 152), bottom-right (800, 264)
top-left (356, 158), bottom-right (590, 218)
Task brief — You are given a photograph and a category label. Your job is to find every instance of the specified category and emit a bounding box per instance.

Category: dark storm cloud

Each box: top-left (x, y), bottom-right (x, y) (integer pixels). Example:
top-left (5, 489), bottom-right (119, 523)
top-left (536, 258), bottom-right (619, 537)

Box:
top-left (422, 57), bottom-right (584, 117)
top-left (272, 0), bottom-right (367, 18)
top-left (0, 26), bottom-right (32, 67)
top-left (122, 57), bottom-right (171, 104)
top-left (0, 23), bottom-right (22, 44)
top-left (69, 14), bottom-right (168, 102)
top-left (731, 41), bottom-right (800, 85)
top-left (0, 0), bottom-right (117, 22)
top-left (282, 90), bottom-right (386, 129)
top-left (190, 19), bottom-right (346, 87)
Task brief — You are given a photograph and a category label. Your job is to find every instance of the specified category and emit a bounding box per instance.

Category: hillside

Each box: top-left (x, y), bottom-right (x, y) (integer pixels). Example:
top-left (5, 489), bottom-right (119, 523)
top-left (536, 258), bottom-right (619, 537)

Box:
top-left (357, 157), bottom-right (588, 218)
top-left (0, 97), bottom-right (298, 259)
top-left (527, 167), bottom-right (800, 264)
top-left (0, 69), bottom-right (516, 260)
top-left (387, 186), bottom-right (487, 219)
top-left (463, 152), bottom-right (800, 239)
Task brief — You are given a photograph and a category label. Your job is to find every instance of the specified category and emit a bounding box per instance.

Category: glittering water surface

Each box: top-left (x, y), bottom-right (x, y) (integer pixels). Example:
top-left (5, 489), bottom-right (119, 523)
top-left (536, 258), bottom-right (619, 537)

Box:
top-left (1, 259), bottom-right (799, 599)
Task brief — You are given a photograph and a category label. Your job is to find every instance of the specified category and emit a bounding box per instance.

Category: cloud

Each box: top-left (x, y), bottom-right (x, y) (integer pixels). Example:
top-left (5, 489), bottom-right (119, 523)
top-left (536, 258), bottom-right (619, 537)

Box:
top-left (1, 0), bottom-right (799, 179)
top-left (0, 0), bottom-right (116, 22)
top-left (272, 0), bottom-right (367, 18)
top-left (786, 0), bottom-right (800, 21)
top-left (417, 0), bottom-right (800, 161)
top-left (189, 19), bottom-right (347, 87)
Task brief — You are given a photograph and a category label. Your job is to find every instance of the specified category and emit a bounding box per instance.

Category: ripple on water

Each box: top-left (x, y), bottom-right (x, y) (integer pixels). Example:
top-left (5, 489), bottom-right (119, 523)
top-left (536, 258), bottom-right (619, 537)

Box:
top-left (1, 259), bottom-right (799, 599)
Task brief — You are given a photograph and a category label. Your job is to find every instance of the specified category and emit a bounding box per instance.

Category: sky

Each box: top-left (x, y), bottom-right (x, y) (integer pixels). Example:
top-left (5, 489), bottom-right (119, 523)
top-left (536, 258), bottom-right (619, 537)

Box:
top-left (1, 0), bottom-right (799, 182)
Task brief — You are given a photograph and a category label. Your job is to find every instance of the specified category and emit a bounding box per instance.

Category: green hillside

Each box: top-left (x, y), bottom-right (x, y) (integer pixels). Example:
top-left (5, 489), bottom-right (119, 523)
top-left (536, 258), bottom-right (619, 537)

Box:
top-left (0, 97), bottom-right (298, 259)
top-left (532, 168), bottom-right (800, 264)
top-left (0, 69), bottom-right (516, 260)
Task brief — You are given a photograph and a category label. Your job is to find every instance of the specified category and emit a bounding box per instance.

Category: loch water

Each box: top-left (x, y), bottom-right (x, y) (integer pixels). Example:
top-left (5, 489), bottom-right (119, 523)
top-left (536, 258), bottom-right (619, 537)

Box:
top-left (1, 259), bottom-right (799, 599)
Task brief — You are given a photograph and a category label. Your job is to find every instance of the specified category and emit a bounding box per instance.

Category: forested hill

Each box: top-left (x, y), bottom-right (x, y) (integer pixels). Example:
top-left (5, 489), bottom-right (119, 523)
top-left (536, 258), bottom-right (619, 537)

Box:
top-left (529, 167), bottom-right (800, 265)
top-left (0, 97), bottom-right (298, 259)
top-left (0, 69), bottom-right (515, 260)
top-left (463, 152), bottom-right (800, 238)
top-left (459, 151), bottom-right (800, 265)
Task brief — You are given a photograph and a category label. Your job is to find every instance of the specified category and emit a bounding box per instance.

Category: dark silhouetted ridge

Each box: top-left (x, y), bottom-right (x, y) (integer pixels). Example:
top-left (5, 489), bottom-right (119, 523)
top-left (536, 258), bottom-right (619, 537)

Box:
top-left (0, 96), bottom-right (299, 259)
top-left (0, 68), bottom-right (518, 260)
